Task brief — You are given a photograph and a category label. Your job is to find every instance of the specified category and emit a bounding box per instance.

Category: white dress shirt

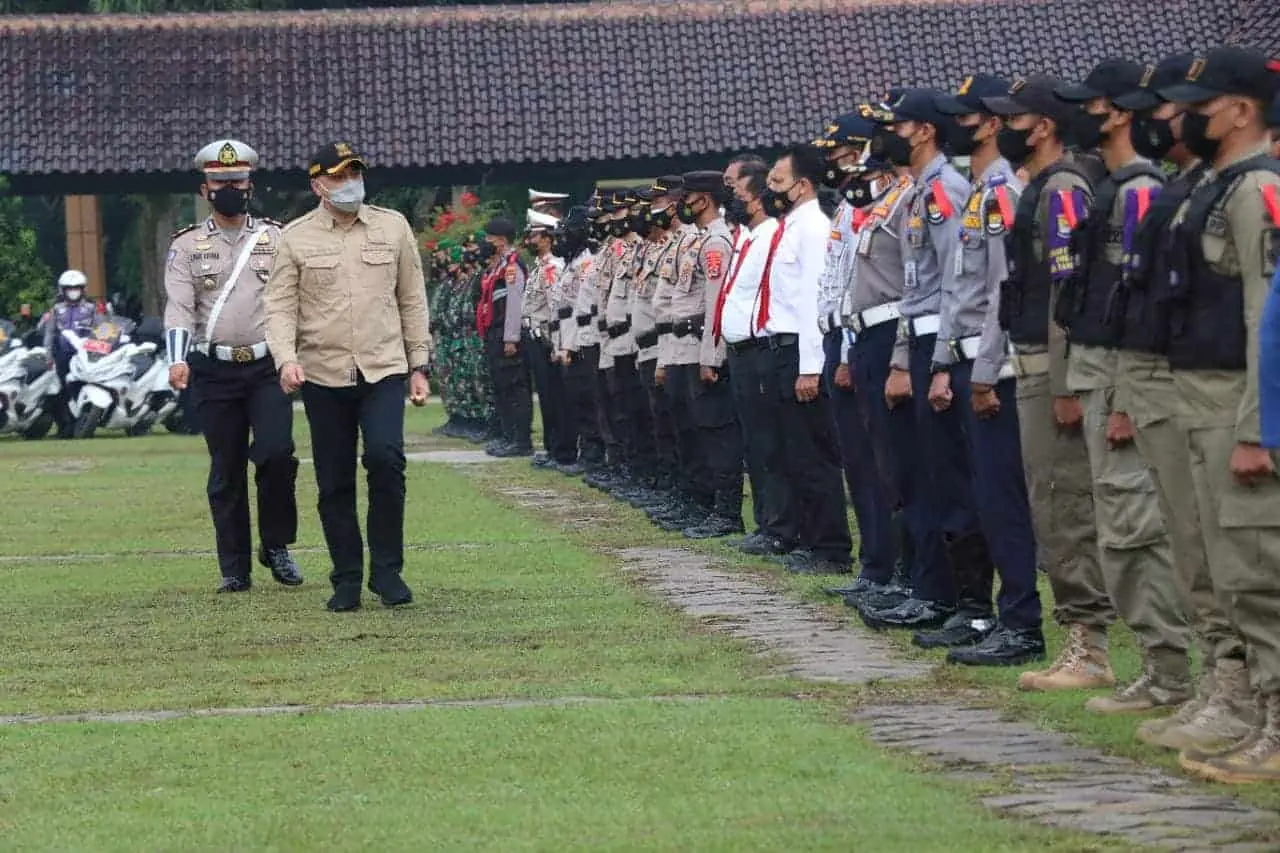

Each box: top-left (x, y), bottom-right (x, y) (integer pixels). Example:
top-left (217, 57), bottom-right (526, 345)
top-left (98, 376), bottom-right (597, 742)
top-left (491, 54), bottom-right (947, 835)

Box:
top-left (762, 197), bottom-right (829, 375)
top-left (719, 216), bottom-right (780, 344)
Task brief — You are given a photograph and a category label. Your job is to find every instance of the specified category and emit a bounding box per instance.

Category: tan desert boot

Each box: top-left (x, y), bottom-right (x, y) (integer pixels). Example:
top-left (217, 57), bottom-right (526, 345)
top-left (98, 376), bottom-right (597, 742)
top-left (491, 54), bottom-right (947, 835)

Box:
top-left (1019, 623), bottom-right (1115, 692)
top-left (1149, 658), bottom-right (1257, 752)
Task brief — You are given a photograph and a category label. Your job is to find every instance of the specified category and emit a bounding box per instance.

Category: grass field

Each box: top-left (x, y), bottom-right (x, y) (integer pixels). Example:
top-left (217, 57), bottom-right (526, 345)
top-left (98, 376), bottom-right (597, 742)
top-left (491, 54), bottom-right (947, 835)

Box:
top-left (0, 406), bottom-right (1239, 851)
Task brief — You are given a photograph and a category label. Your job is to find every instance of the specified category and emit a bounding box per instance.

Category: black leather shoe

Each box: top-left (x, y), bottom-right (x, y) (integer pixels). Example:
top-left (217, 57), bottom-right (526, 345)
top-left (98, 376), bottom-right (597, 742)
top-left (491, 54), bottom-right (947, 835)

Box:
top-left (258, 546), bottom-right (303, 586)
top-left (785, 555), bottom-right (853, 576)
top-left (494, 443), bottom-right (534, 458)
top-left (860, 597), bottom-right (955, 631)
top-left (530, 453), bottom-right (555, 468)
top-left (368, 576), bottom-right (414, 608)
top-left (742, 537), bottom-right (794, 557)
top-left (585, 471), bottom-right (619, 490)
top-left (217, 575), bottom-right (251, 593)
top-left (768, 548), bottom-right (812, 565)
top-left (682, 515), bottom-right (745, 540)
top-left (327, 585), bottom-right (362, 612)
top-left (484, 440), bottom-right (511, 457)
top-left (850, 584), bottom-right (913, 612)
top-left (729, 531), bottom-right (765, 550)
top-left (555, 461), bottom-right (585, 476)
top-left (912, 611), bottom-right (995, 649)
top-left (825, 576), bottom-right (891, 599)
top-left (947, 625), bottom-right (1047, 667)
top-left (657, 510), bottom-right (707, 532)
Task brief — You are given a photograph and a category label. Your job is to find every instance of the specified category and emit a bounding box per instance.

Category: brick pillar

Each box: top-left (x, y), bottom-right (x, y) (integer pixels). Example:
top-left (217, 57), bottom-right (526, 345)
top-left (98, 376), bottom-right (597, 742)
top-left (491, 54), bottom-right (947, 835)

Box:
top-left (65, 195), bottom-right (107, 301)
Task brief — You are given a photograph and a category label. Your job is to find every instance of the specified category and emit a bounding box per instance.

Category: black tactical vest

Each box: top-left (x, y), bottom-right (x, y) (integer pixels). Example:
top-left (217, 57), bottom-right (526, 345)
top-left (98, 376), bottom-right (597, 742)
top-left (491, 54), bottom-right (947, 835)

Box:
top-left (1001, 160), bottom-right (1089, 345)
top-left (1167, 154), bottom-right (1280, 371)
top-left (1107, 163), bottom-right (1208, 354)
top-left (1054, 160), bottom-right (1165, 348)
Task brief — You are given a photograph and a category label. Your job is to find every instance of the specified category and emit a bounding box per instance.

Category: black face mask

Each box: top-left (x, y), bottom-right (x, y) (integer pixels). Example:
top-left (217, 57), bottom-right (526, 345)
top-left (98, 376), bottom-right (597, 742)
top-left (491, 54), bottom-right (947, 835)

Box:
top-left (760, 184), bottom-right (795, 218)
top-left (478, 242), bottom-right (496, 261)
top-left (632, 214), bottom-right (652, 239)
top-left (996, 127), bottom-right (1034, 165)
top-left (1130, 113), bottom-right (1176, 161)
top-left (946, 123), bottom-right (980, 157)
top-left (649, 206), bottom-right (674, 231)
top-left (843, 176), bottom-right (878, 209)
top-left (207, 185), bottom-right (250, 217)
top-left (723, 196), bottom-right (751, 226)
top-left (676, 198), bottom-right (701, 225)
top-left (1180, 111), bottom-right (1221, 162)
top-left (589, 222), bottom-right (606, 242)
top-left (822, 163), bottom-right (848, 189)
top-left (874, 130), bottom-right (913, 168)
top-left (462, 249), bottom-right (479, 264)
top-left (608, 220), bottom-right (627, 238)
top-left (1071, 112), bottom-right (1107, 150)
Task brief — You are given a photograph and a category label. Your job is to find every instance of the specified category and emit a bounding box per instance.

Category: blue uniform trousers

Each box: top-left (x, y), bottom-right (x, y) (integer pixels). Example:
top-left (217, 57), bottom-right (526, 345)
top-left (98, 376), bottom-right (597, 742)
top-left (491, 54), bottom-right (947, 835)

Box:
top-left (823, 329), bottom-right (894, 582)
top-left (949, 360), bottom-right (1043, 630)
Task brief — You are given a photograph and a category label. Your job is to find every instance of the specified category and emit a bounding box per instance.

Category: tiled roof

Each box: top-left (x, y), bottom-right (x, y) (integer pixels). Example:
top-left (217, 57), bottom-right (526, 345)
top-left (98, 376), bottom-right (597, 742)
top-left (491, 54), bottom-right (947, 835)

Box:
top-left (1229, 0), bottom-right (1280, 54)
top-left (0, 0), bottom-right (1249, 182)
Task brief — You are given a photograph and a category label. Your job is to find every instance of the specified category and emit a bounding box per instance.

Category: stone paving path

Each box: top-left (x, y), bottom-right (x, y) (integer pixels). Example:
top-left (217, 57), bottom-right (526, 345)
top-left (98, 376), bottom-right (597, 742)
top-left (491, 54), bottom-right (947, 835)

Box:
top-left (499, 482), bottom-right (1280, 853)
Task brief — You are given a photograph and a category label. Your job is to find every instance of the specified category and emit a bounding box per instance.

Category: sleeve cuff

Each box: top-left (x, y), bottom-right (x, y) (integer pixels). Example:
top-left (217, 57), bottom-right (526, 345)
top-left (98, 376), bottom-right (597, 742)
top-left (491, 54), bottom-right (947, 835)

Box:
top-left (971, 361), bottom-right (1002, 386)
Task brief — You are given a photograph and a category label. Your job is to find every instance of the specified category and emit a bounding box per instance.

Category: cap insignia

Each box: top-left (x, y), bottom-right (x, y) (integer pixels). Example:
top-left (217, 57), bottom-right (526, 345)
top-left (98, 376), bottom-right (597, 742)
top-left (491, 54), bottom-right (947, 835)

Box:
top-left (217, 142), bottom-right (238, 166)
top-left (1009, 78), bottom-right (1027, 94)
top-left (335, 142), bottom-right (354, 158)
top-left (1139, 64), bottom-right (1156, 88)
top-left (1186, 58), bottom-right (1206, 82)
top-left (957, 76), bottom-right (974, 96)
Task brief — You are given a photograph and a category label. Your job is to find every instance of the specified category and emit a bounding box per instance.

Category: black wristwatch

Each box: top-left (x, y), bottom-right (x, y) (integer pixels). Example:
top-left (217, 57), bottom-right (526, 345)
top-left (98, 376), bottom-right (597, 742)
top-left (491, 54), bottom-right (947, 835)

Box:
top-left (930, 362), bottom-right (950, 375)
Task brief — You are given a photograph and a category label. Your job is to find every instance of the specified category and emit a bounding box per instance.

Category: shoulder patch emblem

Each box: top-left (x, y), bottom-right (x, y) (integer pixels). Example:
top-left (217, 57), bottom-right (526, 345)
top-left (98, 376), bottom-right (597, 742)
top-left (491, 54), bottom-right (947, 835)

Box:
top-left (705, 249), bottom-right (724, 279)
top-left (169, 223), bottom-right (197, 241)
top-left (985, 211), bottom-right (1007, 236)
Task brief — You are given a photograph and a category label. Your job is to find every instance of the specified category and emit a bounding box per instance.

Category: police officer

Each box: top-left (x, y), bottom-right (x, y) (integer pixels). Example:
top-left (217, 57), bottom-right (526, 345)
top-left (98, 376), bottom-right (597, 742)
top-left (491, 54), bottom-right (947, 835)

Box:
top-left (1113, 53), bottom-right (1254, 754)
top-left (984, 76), bottom-right (1119, 691)
top-left (1053, 60), bottom-right (1193, 713)
top-left (529, 188), bottom-right (569, 218)
top-left (44, 268), bottom-right (105, 438)
top-left (265, 141), bottom-right (431, 612)
top-left (522, 209), bottom-right (572, 468)
top-left (552, 206), bottom-right (606, 474)
top-left (872, 89), bottom-right (985, 627)
top-left (928, 76), bottom-right (1046, 666)
top-left (476, 217), bottom-right (534, 457)
top-left (165, 139), bottom-right (302, 593)
top-left (1153, 47), bottom-right (1280, 783)
top-left (583, 193), bottom-right (627, 489)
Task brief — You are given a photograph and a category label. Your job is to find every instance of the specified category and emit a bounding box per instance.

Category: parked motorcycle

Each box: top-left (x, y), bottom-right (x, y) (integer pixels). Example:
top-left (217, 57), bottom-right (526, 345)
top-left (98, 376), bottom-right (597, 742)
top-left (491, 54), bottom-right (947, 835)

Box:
top-left (61, 318), bottom-right (178, 439)
top-left (0, 319), bottom-right (59, 439)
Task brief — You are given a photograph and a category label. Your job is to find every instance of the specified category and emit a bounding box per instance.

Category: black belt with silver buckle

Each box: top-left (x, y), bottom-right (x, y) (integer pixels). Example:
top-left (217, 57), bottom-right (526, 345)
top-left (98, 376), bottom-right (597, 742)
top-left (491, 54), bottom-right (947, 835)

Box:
top-left (672, 317), bottom-right (704, 338)
top-left (655, 322), bottom-right (673, 335)
top-left (548, 319), bottom-right (561, 333)
top-left (606, 320), bottom-right (632, 338)
top-left (557, 307), bottom-right (573, 320)
top-left (575, 315), bottom-right (592, 328)
top-left (596, 318), bottom-right (608, 332)
top-left (636, 330), bottom-right (659, 349)
top-left (725, 337), bottom-right (765, 355)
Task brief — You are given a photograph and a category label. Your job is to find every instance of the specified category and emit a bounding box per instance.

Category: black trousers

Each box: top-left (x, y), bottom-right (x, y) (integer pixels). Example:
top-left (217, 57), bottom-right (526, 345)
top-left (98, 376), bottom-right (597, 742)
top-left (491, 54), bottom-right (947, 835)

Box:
top-left (564, 345), bottom-right (605, 466)
top-left (639, 357), bottom-right (679, 489)
top-left (605, 352), bottom-right (656, 478)
top-left (522, 330), bottom-right (574, 461)
top-left (728, 344), bottom-right (792, 540)
top-left (664, 363), bottom-right (710, 507)
top-left (190, 352), bottom-right (298, 579)
top-left (300, 373), bottom-right (406, 591)
top-left (672, 361), bottom-right (744, 520)
top-left (764, 341), bottom-right (853, 562)
top-left (595, 360), bottom-right (622, 466)
top-left (485, 329), bottom-right (533, 447)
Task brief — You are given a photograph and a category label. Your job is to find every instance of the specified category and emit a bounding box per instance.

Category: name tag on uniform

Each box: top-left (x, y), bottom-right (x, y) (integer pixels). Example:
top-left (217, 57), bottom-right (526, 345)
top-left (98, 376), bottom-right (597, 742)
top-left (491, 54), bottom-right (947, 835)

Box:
top-left (953, 245), bottom-right (965, 279)
top-left (904, 260), bottom-right (918, 290)
top-left (857, 227), bottom-right (874, 257)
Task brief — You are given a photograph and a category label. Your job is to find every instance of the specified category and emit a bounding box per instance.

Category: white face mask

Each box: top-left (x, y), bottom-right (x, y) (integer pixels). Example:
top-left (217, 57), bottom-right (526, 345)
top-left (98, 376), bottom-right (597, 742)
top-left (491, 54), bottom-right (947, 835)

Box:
top-left (64, 288), bottom-right (83, 302)
top-left (325, 177), bottom-right (365, 213)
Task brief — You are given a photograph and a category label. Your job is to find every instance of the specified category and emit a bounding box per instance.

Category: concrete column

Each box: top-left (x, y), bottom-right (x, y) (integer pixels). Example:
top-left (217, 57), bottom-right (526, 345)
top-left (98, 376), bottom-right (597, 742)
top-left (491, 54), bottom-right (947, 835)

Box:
top-left (65, 195), bottom-right (107, 301)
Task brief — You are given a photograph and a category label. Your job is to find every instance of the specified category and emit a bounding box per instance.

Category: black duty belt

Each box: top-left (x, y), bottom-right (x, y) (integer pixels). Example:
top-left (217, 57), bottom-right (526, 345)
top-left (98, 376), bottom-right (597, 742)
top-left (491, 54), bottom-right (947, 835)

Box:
top-left (655, 322), bottom-right (674, 335)
top-left (575, 315), bottom-right (592, 327)
top-left (557, 306), bottom-right (573, 320)
top-left (596, 318), bottom-right (608, 333)
top-left (606, 320), bottom-right (632, 338)
top-left (548, 319), bottom-right (561, 333)
top-left (672, 316), bottom-right (705, 338)
top-left (726, 333), bottom-right (798, 355)
top-left (636, 330), bottom-right (659, 349)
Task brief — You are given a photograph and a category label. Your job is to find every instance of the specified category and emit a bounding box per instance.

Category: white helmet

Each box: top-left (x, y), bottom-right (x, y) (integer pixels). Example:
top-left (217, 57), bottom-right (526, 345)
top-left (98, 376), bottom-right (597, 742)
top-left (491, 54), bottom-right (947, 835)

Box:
top-left (58, 269), bottom-right (88, 290)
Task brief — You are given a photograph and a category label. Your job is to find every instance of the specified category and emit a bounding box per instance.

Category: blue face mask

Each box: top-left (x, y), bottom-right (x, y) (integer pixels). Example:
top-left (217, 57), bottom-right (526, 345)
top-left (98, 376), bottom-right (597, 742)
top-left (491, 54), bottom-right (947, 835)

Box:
top-left (326, 177), bottom-right (365, 213)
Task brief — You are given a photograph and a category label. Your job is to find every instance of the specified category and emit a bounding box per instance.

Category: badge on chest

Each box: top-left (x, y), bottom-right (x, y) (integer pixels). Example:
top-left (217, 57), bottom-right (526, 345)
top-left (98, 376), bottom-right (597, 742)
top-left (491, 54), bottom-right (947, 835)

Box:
top-left (906, 216), bottom-right (925, 249)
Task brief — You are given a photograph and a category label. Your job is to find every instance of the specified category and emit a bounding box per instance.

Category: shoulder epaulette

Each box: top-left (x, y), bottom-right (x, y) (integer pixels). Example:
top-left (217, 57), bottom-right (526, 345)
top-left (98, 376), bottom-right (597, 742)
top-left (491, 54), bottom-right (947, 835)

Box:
top-left (259, 217), bottom-right (283, 228)
top-left (169, 223), bottom-right (197, 240)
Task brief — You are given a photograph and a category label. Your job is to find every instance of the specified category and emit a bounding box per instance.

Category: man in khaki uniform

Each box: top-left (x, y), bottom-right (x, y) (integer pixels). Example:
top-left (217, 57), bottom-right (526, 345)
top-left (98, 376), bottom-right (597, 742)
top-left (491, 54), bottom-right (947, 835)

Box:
top-left (1152, 47), bottom-right (1280, 784)
top-left (985, 78), bottom-right (1117, 691)
top-left (1052, 60), bottom-right (1192, 713)
top-left (1106, 54), bottom-right (1253, 752)
top-left (264, 141), bottom-right (431, 613)
top-left (164, 138), bottom-right (302, 594)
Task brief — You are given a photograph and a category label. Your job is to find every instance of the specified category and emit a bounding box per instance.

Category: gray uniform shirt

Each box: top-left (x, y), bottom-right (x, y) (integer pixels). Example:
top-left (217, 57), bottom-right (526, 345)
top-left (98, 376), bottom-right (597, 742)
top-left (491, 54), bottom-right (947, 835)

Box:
top-left (818, 200), bottom-right (856, 332)
top-left (939, 156), bottom-right (1023, 382)
top-left (892, 153), bottom-right (970, 370)
top-left (604, 237), bottom-right (640, 358)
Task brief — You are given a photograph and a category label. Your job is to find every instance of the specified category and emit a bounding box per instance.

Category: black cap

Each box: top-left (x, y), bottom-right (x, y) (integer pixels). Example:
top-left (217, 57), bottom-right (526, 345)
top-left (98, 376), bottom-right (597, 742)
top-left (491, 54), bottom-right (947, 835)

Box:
top-left (681, 170), bottom-right (725, 193)
top-left (1158, 46), bottom-right (1280, 104)
top-left (812, 111), bottom-right (877, 147)
top-left (872, 88), bottom-right (949, 126)
top-left (1055, 58), bottom-right (1146, 103)
top-left (631, 187), bottom-right (655, 203)
top-left (484, 217), bottom-right (516, 239)
top-left (1113, 53), bottom-right (1197, 111)
top-left (935, 74), bottom-right (1013, 115)
top-left (983, 75), bottom-right (1077, 124)
top-left (308, 141), bottom-right (366, 178)
top-left (651, 175), bottom-right (684, 196)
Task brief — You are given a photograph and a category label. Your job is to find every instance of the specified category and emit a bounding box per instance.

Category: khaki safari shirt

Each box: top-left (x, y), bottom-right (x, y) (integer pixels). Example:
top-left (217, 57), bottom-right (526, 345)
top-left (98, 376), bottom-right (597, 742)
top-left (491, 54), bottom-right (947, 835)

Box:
top-left (264, 203), bottom-right (432, 388)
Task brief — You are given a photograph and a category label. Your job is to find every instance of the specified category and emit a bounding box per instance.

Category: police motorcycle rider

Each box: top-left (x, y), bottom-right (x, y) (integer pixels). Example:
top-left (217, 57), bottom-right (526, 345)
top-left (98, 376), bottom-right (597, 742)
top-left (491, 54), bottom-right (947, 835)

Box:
top-left (45, 269), bottom-right (107, 438)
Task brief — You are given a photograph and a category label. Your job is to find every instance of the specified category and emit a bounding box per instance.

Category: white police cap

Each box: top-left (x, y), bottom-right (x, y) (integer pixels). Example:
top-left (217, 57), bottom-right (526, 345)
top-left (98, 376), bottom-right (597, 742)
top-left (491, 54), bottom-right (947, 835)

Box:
top-left (193, 139), bottom-right (259, 180)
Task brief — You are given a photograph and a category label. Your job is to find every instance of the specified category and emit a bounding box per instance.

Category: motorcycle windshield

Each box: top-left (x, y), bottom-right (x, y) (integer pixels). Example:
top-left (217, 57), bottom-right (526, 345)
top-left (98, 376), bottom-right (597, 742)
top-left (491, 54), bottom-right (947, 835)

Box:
top-left (83, 321), bottom-right (123, 360)
top-left (0, 319), bottom-right (14, 356)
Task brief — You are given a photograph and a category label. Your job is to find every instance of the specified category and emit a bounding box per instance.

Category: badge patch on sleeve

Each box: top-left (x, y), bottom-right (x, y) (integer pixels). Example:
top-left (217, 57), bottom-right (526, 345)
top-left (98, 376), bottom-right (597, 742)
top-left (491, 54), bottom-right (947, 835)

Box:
top-left (926, 199), bottom-right (945, 225)
top-left (705, 249), bottom-right (724, 279)
top-left (985, 211), bottom-right (1006, 236)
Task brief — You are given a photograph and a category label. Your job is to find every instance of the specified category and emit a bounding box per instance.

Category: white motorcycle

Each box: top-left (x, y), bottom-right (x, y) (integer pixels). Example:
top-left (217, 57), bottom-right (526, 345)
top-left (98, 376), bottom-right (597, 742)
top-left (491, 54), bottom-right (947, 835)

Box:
top-left (0, 319), bottom-right (59, 440)
top-left (62, 319), bottom-right (178, 439)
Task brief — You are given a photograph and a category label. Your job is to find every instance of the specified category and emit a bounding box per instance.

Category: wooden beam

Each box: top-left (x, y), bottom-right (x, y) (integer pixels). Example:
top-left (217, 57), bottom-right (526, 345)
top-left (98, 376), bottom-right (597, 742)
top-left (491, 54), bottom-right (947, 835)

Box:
top-left (65, 196), bottom-right (107, 302)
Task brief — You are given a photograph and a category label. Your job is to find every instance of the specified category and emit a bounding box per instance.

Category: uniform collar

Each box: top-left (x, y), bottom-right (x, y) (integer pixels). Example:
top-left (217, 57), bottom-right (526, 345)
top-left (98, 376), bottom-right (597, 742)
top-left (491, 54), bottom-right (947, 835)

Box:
top-left (1212, 142), bottom-right (1274, 175)
top-left (921, 153), bottom-right (949, 183)
top-left (975, 156), bottom-right (1013, 189)
top-left (317, 203), bottom-right (368, 229)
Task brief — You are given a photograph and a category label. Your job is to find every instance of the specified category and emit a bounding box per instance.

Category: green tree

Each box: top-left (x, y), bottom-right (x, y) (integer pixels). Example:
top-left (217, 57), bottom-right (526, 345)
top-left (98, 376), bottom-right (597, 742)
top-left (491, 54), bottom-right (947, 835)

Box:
top-left (0, 179), bottom-right (54, 319)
